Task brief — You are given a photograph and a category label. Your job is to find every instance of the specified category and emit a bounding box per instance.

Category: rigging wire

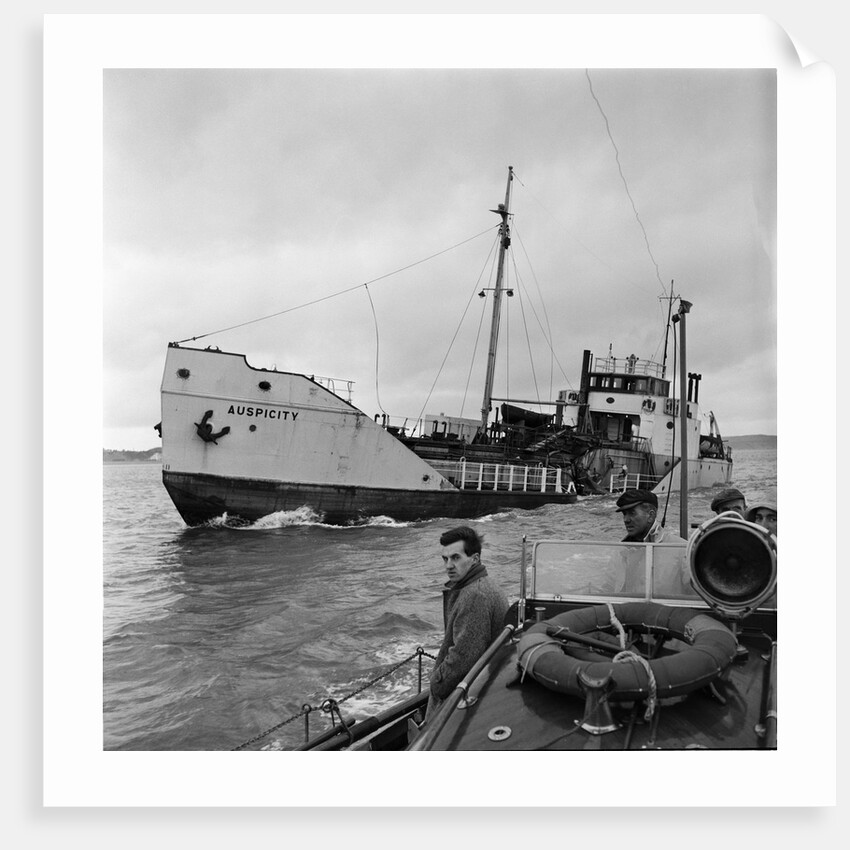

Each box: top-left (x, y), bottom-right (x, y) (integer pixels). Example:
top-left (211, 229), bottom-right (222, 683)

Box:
top-left (458, 290), bottom-right (491, 421)
top-left (513, 224), bottom-right (561, 396)
top-left (584, 70), bottom-right (670, 303)
top-left (513, 162), bottom-right (671, 377)
top-left (511, 169), bottom-right (618, 279)
top-left (512, 272), bottom-right (543, 410)
top-left (508, 239), bottom-right (574, 390)
top-left (363, 283), bottom-right (387, 416)
top-left (511, 220), bottom-right (555, 397)
top-left (415, 232), bottom-right (501, 430)
top-left (173, 225), bottom-right (500, 345)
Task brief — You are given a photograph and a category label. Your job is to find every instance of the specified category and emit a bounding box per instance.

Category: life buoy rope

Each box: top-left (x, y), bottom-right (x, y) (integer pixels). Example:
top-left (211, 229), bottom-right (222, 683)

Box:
top-left (605, 601), bottom-right (627, 648)
top-left (612, 650), bottom-right (657, 719)
top-left (517, 602), bottom-right (736, 702)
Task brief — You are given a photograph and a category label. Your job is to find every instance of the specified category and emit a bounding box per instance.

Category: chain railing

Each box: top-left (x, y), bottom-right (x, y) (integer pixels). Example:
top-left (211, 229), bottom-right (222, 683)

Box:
top-left (229, 646), bottom-right (438, 751)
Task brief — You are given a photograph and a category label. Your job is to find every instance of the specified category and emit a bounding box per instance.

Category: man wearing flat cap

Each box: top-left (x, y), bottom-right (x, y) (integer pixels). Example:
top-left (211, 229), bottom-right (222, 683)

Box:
top-left (614, 488), bottom-right (691, 597)
top-left (710, 487), bottom-right (748, 517)
top-left (616, 488), bottom-right (685, 544)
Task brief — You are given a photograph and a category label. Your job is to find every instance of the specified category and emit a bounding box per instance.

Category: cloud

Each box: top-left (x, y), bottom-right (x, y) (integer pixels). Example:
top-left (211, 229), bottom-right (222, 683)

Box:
top-left (103, 68), bottom-right (777, 448)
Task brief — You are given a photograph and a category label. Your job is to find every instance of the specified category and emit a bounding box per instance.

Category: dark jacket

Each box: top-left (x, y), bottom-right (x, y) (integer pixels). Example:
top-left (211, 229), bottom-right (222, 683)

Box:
top-left (426, 563), bottom-right (509, 719)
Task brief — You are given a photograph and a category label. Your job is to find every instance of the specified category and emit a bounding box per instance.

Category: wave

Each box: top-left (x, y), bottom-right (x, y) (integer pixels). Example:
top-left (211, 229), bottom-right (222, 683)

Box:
top-left (199, 507), bottom-right (416, 530)
top-left (249, 507), bottom-right (326, 528)
top-left (469, 511), bottom-right (514, 523)
top-left (357, 611), bottom-right (438, 639)
top-left (352, 515), bottom-right (413, 528)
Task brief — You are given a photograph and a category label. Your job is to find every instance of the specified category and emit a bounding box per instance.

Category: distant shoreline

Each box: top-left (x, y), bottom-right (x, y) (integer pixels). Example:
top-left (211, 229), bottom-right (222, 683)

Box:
top-left (103, 449), bottom-right (162, 463)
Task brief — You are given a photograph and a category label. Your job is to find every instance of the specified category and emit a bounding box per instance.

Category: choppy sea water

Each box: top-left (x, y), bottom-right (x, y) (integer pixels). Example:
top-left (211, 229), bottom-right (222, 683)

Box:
top-left (103, 447), bottom-right (776, 751)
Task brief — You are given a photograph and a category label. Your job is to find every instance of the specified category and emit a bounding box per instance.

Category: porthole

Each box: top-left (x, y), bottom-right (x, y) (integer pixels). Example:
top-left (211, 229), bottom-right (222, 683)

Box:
top-left (258, 381), bottom-right (271, 391)
top-left (177, 368), bottom-right (190, 379)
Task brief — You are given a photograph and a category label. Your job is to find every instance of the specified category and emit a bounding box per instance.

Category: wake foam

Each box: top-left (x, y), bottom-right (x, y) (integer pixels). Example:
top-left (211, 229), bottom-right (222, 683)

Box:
top-left (205, 507), bottom-right (413, 530)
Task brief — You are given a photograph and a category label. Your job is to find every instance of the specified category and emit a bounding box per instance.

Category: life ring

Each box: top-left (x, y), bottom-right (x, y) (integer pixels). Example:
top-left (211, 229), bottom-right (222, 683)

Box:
top-left (517, 602), bottom-right (736, 701)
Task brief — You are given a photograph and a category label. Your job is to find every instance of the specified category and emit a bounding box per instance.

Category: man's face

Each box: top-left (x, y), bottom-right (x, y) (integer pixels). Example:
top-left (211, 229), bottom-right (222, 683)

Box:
top-left (751, 508), bottom-right (777, 536)
top-left (621, 503), bottom-right (655, 538)
top-left (441, 540), bottom-right (478, 584)
top-left (715, 498), bottom-right (746, 517)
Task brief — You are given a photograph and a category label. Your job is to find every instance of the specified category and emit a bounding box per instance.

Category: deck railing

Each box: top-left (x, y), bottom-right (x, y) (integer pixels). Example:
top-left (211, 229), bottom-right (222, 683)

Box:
top-left (608, 472), bottom-right (665, 493)
top-left (310, 374), bottom-right (354, 403)
top-left (592, 356), bottom-right (664, 378)
top-left (428, 459), bottom-right (565, 493)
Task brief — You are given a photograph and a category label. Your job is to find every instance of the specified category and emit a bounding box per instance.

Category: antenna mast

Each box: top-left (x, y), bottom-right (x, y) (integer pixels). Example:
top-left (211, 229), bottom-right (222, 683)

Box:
top-left (675, 299), bottom-right (693, 538)
top-left (661, 283), bottom-right (676, 378)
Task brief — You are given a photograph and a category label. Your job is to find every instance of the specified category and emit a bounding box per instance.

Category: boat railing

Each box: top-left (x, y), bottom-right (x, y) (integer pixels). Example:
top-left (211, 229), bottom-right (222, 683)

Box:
top-left (427, 459), bottom-right (565, 493)
top-left (408, 625), bottom-right (515, 752)
top-left (310, 374), bottom-right (354, 403)
top-left (608, 471), bottom-right (665, 493)
top-left (593, 355), bottom-right (664, 378)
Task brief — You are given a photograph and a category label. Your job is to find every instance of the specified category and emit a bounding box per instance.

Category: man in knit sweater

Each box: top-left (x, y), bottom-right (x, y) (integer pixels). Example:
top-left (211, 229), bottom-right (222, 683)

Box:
top-left (425, 526), bottom-right (509, 721)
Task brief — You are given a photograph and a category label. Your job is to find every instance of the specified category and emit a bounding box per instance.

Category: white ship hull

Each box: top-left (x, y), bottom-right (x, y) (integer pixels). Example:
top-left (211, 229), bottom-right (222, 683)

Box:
top-left (160, 345), bottom-right (577, 525)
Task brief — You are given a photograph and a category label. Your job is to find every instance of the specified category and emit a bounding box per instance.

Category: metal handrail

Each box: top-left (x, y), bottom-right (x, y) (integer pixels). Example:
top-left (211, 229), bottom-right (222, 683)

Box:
top-left (608, 472), bottom-right (664, 493)
top-left (408, 625), bottom-right (515, 751)
top-left (427, 459), bottom-right (565, 494)
top-left (592, 356), bottom-right (664, 378)
top-left (310, 374), bottom-right (354, 402)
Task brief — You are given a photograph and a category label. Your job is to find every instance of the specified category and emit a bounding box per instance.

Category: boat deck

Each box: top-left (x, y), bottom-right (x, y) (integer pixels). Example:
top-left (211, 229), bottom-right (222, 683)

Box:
top-left (414, 611), bottom-right (776, 751)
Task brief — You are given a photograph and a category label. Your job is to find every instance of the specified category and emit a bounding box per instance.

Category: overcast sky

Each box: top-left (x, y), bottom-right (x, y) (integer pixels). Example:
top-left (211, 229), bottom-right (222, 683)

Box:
top-left (103, 68), bottom-right (777, 450)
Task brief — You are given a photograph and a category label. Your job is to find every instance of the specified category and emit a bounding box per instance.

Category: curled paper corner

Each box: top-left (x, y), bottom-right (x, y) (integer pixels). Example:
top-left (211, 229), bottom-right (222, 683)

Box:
top-left (763, 15), bottom-right (826, 70)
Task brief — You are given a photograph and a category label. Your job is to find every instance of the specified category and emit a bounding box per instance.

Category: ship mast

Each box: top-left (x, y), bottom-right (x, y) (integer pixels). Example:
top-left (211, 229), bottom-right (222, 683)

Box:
top-left (479, 166), bottom-right (514, 436)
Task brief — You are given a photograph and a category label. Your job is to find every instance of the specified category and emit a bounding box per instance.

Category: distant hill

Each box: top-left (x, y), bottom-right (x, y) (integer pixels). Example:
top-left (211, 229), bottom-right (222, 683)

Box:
top-left (104, 448), bottom-right (162, 463)
top-left (723, 434), bottom-right (777, 450)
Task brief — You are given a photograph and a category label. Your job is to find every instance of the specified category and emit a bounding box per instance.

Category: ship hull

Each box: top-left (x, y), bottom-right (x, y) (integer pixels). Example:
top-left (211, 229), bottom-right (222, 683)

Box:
top-left (159, 344), bottom-right (731, 526)
top-left (159, 345), bottom-right (578, 526)
top-left (162, 470), bottom-right (577, 526)
top-left (652, 455), bottom-right (733, 494)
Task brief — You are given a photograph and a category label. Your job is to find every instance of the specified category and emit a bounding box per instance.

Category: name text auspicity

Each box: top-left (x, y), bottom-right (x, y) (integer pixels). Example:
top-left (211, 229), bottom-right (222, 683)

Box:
top-left (227, 404), bottom-right (299, 420)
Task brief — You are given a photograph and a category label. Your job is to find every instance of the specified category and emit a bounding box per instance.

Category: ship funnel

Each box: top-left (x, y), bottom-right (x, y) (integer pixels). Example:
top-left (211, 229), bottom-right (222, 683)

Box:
top-left (686, 515), bottom-right (777, 619)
